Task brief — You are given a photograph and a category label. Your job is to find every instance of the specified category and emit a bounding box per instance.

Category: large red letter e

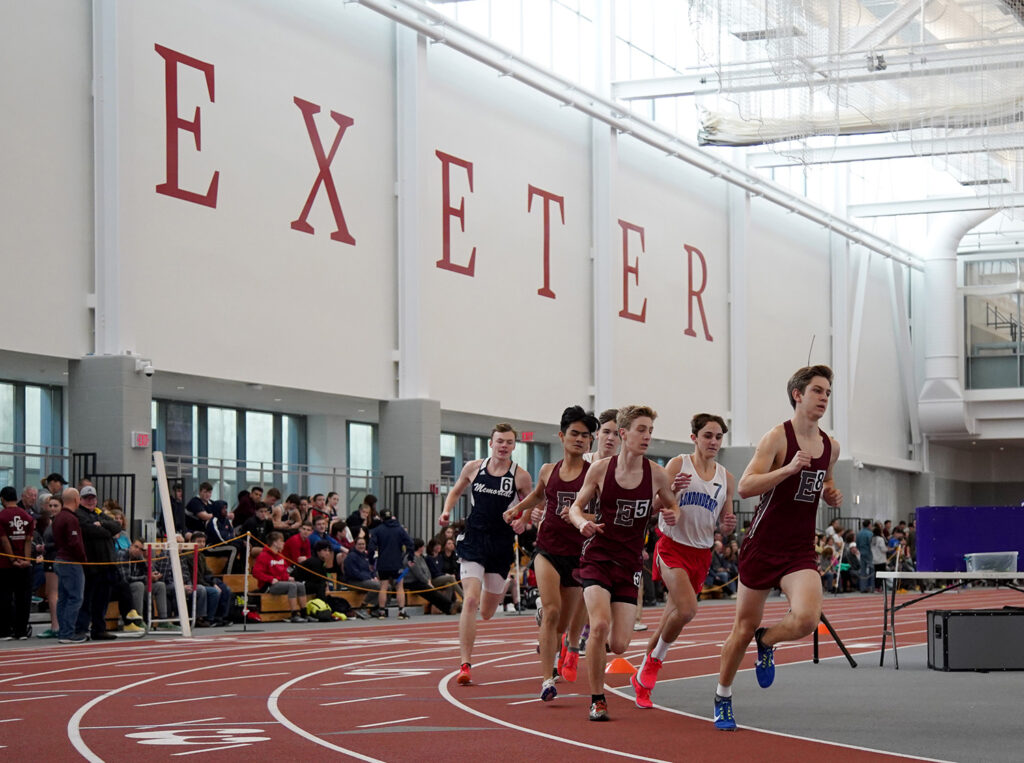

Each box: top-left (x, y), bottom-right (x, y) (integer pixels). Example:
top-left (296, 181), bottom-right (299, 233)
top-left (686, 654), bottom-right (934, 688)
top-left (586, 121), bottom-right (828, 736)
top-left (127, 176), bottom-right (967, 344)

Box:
top-left (154, 44), bottom-right (219, 208)
top-left (435, 150), bottom-right (476, 276)
top-left (618, 219), bottom-right (647, 323)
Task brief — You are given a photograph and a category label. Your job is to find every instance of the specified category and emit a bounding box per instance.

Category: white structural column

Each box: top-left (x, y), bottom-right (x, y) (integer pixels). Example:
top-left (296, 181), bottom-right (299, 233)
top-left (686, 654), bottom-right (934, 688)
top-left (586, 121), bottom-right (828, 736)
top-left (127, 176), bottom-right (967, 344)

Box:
top-left (92, 0), bottom-right (123, 355)
top-left (395, 24), bottom-right (425, 399)
top-left (847, 248), bottom-right (872, 406)
top-left (727, 183), bottom-right (750, 446)
top-left (590, 0), bottom-right (615, 412)
top-left (888, 259), bottom-right (922, 448)
top-left (829, 233), bottom-right (850, 451)
top-left (918, 209), bottom-right (997, 435)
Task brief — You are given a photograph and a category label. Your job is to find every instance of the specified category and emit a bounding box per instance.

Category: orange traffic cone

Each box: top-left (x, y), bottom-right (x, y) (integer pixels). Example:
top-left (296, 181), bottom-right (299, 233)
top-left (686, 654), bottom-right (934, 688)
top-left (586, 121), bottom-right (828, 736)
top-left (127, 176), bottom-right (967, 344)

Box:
top-left (816, 622), bottom-right (829, 636)
top-left (605, 657), bottom-right (637, 675)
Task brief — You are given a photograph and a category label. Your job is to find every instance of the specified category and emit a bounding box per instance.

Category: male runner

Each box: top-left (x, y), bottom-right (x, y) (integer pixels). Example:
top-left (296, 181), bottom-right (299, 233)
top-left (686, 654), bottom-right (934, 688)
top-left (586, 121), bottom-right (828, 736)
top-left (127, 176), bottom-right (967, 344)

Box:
top-left (439, 423), bottom-right (532, 685)
top-left (568, 405), bottom-right (686, 722)
top-left (503, 406), bottom-right (598, 702)
top-left (713, 365), bottom-right (842, 731)
top-left (631, 413), bottom-right (738, 709)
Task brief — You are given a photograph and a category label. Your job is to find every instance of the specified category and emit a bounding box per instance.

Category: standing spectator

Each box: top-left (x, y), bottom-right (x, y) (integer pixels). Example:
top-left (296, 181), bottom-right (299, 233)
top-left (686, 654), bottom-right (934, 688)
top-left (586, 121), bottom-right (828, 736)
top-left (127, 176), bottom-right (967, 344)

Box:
top-left (42, 472), bottom-right (67, 498)
top-left (75, 486), bottom-right (121, 641)
top-left (343, 536), bottom-right (383, 613)
top-left (158, 482), bottom-right (187, 539)
top-left (17, 486), bottom-right (39, 518)
top-left (252, 531), bottom-right (308, 622)
top-left (185, 482), bottom-right (215, 536)
top-left (32, 495), bottom-right (61, 637)
top-left (370, 510), bottom-right (414, 619)
top-left (52, 487), bottom-right (87, 643)
top-left (871, 524), bottom-right (889, 589)
top-left (855, 519), bottom-right (874, 593)
top-left (0, 486), bottom-right (37, 639)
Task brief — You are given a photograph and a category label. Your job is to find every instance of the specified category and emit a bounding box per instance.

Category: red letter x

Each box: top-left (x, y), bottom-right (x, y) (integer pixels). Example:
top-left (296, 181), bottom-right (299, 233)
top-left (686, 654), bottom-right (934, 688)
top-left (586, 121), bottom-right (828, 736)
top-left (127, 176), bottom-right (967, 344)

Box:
top-left (291, 97), bottom-right (356, 245)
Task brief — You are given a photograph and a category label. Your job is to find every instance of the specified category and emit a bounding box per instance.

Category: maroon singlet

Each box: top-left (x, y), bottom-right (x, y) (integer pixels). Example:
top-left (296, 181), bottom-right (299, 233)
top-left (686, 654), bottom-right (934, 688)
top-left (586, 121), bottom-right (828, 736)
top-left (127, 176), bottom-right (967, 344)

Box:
top-left (580, 455), bottom-right (653, 571)
top-left (536, 459), bottom-right (590, 558)
top-left (739, 420), bottom-right (832, 588)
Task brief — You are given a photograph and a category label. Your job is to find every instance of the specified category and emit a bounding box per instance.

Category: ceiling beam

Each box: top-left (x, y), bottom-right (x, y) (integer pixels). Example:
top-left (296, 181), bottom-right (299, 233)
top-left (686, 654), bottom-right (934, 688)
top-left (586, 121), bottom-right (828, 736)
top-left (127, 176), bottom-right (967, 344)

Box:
top-left (849, 193), bottom-right (1024, 217)
top-left (846, 0), bottom-right (933, 52)
top-left (746, 133), bottom-right (1024, 168)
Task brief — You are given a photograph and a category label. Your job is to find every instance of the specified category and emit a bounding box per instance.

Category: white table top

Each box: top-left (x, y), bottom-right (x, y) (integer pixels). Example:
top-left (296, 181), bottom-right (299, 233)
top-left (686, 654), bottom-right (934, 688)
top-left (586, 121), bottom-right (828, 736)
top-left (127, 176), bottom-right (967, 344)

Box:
top-left (876, 571), bottom-right (1021, 580)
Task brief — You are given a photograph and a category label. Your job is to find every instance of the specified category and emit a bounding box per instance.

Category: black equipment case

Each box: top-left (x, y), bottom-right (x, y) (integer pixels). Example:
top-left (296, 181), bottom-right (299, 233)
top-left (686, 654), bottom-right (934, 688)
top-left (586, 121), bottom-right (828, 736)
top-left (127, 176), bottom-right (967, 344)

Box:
top-left (927, 608), bottom-right (1024, 671)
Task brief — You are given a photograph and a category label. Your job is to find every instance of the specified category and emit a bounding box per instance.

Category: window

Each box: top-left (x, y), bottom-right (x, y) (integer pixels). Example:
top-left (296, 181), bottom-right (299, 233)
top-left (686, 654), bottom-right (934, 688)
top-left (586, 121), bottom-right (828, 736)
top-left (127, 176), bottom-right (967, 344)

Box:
top-left (0, 381), bottom-right (65, 490)
top-left (347, 422), bottom-right (377, 513)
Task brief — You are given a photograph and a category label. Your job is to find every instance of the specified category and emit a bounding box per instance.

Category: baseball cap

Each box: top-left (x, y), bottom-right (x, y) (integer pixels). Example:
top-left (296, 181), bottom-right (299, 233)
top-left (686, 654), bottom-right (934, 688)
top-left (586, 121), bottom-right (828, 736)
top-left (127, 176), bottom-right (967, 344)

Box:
top-left (42, 472), bottom-right (68, 487)
top-left (81, 486), bottom-right (98, 498)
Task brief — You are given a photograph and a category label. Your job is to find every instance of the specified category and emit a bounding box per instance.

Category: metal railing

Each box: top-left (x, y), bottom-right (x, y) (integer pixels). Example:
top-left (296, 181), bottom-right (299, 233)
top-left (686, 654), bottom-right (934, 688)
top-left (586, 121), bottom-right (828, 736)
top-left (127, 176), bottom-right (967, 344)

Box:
top-left (0, 442), bottom-right (72, 495)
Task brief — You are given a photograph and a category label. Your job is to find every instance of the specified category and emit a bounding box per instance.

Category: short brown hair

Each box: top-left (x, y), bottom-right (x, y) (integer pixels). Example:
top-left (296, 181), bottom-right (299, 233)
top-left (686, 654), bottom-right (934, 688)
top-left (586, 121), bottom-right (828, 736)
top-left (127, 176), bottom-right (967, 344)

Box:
top-left (597, 408), bottom-right (619, 427)
top-left (199, 482), bottom-right (213, 492)
top-left (617, 405), bottom-right (657, 431)
top-left (490, 422), bottom-right (517, 439)
top-left (691, 413), bottom-right (728, 435)
top-left (266, 531), bottom-right (284, 545)
top-left (787, 365), bottom-right (834, 409)
top-left (265, 487), bottom-right (281, 501)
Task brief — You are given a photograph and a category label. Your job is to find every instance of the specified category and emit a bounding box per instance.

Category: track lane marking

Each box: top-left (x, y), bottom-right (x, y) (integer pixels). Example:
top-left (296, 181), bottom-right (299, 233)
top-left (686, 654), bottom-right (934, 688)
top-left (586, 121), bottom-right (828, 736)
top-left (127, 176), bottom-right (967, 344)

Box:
top-left (168, 672), bottom-right (290, 686)
top-left (18, 672), bottom-right (155, 686)
top-left (0, 694), bottom-right (67, 704)
top-left (136, 694), bottom-right (237, 707)
top-left (172, 742), bottom-right (253, 756)
top-left (357, 716), bottom-right (429, 728)
top-left (320, 693), bottom-right (405, 707)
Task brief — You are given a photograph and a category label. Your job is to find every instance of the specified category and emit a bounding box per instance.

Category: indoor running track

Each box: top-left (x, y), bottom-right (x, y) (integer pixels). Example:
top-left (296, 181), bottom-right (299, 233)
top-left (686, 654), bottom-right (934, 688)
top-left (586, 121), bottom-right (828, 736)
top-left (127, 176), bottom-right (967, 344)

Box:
top-left (0, 589), bottom-right (1009, 761)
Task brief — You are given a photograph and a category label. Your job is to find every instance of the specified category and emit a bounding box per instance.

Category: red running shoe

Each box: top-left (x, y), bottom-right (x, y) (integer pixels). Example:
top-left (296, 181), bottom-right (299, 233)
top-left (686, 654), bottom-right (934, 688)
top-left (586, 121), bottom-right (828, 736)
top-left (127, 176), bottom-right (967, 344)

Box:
top-left (630, 672), bottom-right (653, 709)
top-left (636, 653), bottom-right (663, 690)
top-left (561, 649), bottom-right (579, 682)
top-left (456, 663), bottom-right (472, 685)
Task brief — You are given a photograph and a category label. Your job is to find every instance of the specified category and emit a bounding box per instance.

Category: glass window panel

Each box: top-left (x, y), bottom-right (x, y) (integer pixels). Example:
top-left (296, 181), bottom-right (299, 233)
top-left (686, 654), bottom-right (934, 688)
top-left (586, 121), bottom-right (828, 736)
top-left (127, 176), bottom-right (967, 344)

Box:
top-left (347, 422), bottom-right (375, 512)
top-left (0, 383), bottom-right (13, 444)
top-left (551, 4), bottom-right (581, 81)
top-left (206, 407), bottom-right (237, 500)
top-left (522, 0), bottom-right (552, 67)
top-left (964, 259), bottom-right (1019, 287)
top-left (165, 403), bottom-right (194, 458)
top-left (245, 411), bottom-right (274, 485)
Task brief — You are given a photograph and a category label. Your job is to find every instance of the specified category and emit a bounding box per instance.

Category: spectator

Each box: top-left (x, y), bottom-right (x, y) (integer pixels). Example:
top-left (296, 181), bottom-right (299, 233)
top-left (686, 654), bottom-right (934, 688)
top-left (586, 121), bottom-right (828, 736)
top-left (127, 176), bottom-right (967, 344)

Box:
top-left (117, 539), bottom-right (165, 626)
top-left (346, 501), bottom-right (370, 536)
top-left (840, 531), bottom-right (861, 593)
top-left (17, 485), bottom-right (39, 519)
top-left (856, 519), bottom-right (875, 593)
top-left (309, 493), bottom-right (329, 521)
top-left (824, 519), bottom-right (844, 545)
top-left (252, 531), bottom-right (308, 622)
top-left (109, 540), bottom-right (146, 633)
top-left (440, 537), bottom-right (459, 579)
top-left (182, 532), bottom-right (229, 627)
top-left (343, 536), bottom-right (383, 614)
top-left (263, 487), bottom-right (280, 512)
top-left (203, 501), bottom-right (237, 574)
top-left (42, 472), bottom-right (67, 498)
top-left (158, 482), bottom-right (187, 539)
top-left (407, 538), bottom-right (458, 614)
top-left (882, 519), bottom-right (892, 541)
top-left (0, 485), bottom-right (36, 639)
top-left (426, 539), bottom-right (462, 599)
top-left (818, 546), bottom-right (836, 591)
top-left (370, 510), bottom-right (414, 620)
top-left (33, 494), bottom-right (61, 638)
top-left (295, 540), bottom-right (358, 620)
top-left (235, 503), bottom-right (274, 572)
top-left (149, 545), bottom-right (178, 629)
top-left (52, 487), bottom-right (87, 643)
top-left (232, 489), bottom-right (258, 528)
top-left (705, 540), bottom-right (734, 597)
top-left (75, 485), bottom-right (121, 641)
top-left (330, 519), bottom-right (354, 550)
top-left (297, 496), bottom-right (312, 524)
top-left (106, 504), bottom-right (130, 553)
top-left (871, 524), bottom-right (889, 589)
top-left (283, 521), bottom-right (314, 564)
top-left (326, 491), bottom-right (342, 520)
top-left (272, 494), bottom-right (302, 534)
top-left (186, 482), bottom-right (215, 536)
top-left (310, 515), bottom-right (343, 561)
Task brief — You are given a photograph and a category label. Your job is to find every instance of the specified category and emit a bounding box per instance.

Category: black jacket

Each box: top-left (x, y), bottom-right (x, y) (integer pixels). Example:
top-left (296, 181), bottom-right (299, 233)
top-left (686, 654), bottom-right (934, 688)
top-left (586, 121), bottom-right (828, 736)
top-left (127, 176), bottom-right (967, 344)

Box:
top-left (74, 506), bottom-right (120, 564)
top-left (370, 518), bottom-right (413, 574)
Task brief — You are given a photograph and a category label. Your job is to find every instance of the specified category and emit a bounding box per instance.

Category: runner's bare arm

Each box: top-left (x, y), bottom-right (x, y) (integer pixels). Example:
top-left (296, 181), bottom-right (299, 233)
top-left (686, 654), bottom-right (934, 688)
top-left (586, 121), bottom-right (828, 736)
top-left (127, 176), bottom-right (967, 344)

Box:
top-left (568, 458), bottom-right (606, 537)
top-left (737, 425), bottom-right (806, 498)
top-left (821, 437), bottom-right (843, 507)
top-left (439, 459), bottom-right (481, 526)
top-left (719, 471), bottom-right (738, 534)
top-left (504, 463), bottom-right (551, 524)
top-left (653, 464), bottom-right (687, 526)
top-left (653, 455), bottom-right (684, 511)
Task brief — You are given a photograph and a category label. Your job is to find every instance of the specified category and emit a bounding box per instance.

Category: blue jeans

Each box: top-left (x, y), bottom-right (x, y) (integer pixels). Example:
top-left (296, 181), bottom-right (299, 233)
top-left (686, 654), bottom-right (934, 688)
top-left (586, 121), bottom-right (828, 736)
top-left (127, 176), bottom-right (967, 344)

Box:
top-left (57, 563), bottom-right (85, 639)
top-left (859, 560), bottom-right (875, 592)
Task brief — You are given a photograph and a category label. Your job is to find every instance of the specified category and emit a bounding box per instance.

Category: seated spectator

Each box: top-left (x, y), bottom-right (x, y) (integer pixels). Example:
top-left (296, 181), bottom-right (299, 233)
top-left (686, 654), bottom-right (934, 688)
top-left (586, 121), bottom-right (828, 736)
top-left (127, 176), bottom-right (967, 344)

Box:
top-left (330, 519), bottom-right (354, 550)
top-left (308, 493), bottom-right (329, 522)
top-left (426, 539), bottom-right (462, 598)
top-left (705, 540), bottom-right (734, 597)
top-left (310, 515), bottom-right (344, 563)
top-left (818, 546), bottom-right (836, 591)
top-left (232, 489), bottom-right (258, 528)
top-left (158, 482), bottom-right (187, 539)
top-left (440, 537), bottom-right (459, 579)
top-left (111, 540), bottom-right (146, 632)
top-left (105, 503), bottom-right (131, 553)
top-left (183, 532), bottom-right (230, 626)
top-left (235, 504), bottom-right (274, 572)
top-left (272, 494), bottom-right (302, 534)
top-left (326, 491), bottom-right (343, 520)
top-left (185, 482), bottom-right (215, 536)
top-left (283, 521), bottom-right (314, 564)
top-left (263, 487), bottom-right (281, 512)
top-left (252, 531), bottom-right (308, 623)
top-left (343, 536), bottom-right (383, 613)
top-left (407, 538), bottom-right (458, 614)
top-left (297, 496), bottom-right (312, 524)
top-left (370, 510), bottom-right (414, 620)
top-left (295, 540), bottom-right (342, 600)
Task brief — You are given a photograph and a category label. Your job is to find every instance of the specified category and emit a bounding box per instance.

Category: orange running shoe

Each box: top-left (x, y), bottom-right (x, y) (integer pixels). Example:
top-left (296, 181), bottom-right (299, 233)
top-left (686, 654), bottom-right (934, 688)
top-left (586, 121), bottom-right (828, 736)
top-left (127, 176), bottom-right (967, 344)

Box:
top-left (457, 663), bottom-right (472, 685)
top-left (636, 653), bottom-right (663, 690)
top-left (561, 649), bottom-right (579, 682)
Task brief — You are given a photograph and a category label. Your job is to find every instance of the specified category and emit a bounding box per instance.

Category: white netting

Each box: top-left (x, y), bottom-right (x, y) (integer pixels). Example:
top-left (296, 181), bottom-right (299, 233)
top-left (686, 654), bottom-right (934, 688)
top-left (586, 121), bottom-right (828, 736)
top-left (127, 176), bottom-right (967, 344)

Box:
top-left (689, 0), bottom-right (1024, 199)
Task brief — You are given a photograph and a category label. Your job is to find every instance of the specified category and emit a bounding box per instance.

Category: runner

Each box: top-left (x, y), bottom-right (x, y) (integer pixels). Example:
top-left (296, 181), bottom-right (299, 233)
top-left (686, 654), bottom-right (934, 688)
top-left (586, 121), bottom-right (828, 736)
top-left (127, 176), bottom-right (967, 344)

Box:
top-left (713, 365), bottom-right (842, 731)
top-left (631, 413), bottom-right (738, 709)
top-left (567, 405), bottom-right (687, 721)
top-left (439, 423), bottom-right (533, 686)
top-left (503, 406), bottom-right (598, 702)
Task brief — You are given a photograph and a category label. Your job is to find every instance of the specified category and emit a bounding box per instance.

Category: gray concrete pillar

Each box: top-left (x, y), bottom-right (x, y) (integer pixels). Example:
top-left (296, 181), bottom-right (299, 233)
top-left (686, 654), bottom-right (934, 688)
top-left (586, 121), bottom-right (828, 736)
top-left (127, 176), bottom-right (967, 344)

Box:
top-left (68, 354), bottom-right (153, 519)
top-left (379, 398), bottom-right (441, 495)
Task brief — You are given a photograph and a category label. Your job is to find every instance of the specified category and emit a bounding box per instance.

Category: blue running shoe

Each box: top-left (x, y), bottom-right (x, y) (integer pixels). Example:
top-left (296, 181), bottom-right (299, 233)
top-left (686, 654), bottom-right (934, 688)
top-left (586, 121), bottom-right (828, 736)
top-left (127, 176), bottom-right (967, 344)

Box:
top-left (714, 695), bottom-right (737, 731)
top-left (541, 678), bottom-right (557, 702)
top-left (754, 626), bottom-right (775, 688)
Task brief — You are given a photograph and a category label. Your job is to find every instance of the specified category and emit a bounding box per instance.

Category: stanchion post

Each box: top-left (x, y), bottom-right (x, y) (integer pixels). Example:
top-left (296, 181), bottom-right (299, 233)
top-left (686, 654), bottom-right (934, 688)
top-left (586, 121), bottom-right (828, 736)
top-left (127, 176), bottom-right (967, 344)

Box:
top-left (153, 451), bottom-right (192, 638)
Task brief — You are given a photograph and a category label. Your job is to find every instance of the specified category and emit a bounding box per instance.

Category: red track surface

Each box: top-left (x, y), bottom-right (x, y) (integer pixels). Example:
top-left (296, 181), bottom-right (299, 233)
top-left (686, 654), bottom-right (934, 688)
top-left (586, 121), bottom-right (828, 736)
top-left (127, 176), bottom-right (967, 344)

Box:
top-left (0, 589), bottom-right (1009, 761)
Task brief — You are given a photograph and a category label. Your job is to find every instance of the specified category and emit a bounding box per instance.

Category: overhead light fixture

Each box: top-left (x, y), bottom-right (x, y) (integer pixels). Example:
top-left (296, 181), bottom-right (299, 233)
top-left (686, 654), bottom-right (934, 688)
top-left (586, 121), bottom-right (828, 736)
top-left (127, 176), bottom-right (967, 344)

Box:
top-left (731, 26), bottom-right (803, 42)
top-left (960, 178), bottom-right (1011, 186)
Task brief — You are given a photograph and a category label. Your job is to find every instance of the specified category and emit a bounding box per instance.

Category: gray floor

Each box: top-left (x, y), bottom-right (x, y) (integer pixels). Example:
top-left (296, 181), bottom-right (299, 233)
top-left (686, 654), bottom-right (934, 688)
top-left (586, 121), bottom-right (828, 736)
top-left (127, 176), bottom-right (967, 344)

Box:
top-left (645, 645), bottom-right (1023, 763)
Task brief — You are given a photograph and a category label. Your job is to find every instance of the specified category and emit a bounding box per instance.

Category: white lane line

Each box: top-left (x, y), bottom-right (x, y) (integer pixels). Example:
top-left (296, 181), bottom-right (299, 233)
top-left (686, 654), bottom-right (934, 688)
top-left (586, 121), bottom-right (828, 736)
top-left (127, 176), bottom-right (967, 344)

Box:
top-left (172, 743), bottom-right (253, 756)
top-left (507, 698), bottom-right (542, 706)
top-left (20, 672), bottom-right (155, 686)
top-left (357, 716), bottom-right (428, 728)
top-left (320, 693), bottom-right (405, 707)
top-left (168, 672), bottom-right (289, 686)
top-left (437, 654), bottom-right (670, 763)
top-left (0, 695), bottom-right (67, 704)
top-left (136, 694), bottom-right (237, 707)
top-left (0, 718), bottom-right (23, 723)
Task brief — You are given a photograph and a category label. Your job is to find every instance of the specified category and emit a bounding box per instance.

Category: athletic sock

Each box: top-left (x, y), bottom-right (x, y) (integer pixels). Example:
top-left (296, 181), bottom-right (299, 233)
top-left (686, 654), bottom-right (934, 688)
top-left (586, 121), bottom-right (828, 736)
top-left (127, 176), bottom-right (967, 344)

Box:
top-left (567, 646), bottom-right (579, 653)
top-left (716, 683), bottom-right (732, 698)
top-left (651, 637), bottom-right (670, 661)
top-left (591, 693), bottom-right (606, 704)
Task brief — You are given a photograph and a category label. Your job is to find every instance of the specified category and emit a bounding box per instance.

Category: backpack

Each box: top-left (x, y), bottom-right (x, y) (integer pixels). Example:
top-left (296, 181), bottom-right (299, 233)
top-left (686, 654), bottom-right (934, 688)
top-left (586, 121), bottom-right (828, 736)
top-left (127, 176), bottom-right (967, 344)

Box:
top-left (306, 598), bottom-right (334, 622)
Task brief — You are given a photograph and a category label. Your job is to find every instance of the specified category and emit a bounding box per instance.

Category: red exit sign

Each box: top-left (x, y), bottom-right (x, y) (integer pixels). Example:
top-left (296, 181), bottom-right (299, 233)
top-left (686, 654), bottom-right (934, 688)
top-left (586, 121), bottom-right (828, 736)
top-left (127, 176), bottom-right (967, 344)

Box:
top-left (521, 432), bottom-right (534, 442)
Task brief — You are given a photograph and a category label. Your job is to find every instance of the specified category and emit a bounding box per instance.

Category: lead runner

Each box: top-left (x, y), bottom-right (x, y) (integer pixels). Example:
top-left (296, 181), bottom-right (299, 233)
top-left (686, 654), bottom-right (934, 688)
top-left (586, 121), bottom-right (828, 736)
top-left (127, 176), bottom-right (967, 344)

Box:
top-left (713, 365), bottom-right (842, 730)
top-left (567, 405), bottom-right (686, 722)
